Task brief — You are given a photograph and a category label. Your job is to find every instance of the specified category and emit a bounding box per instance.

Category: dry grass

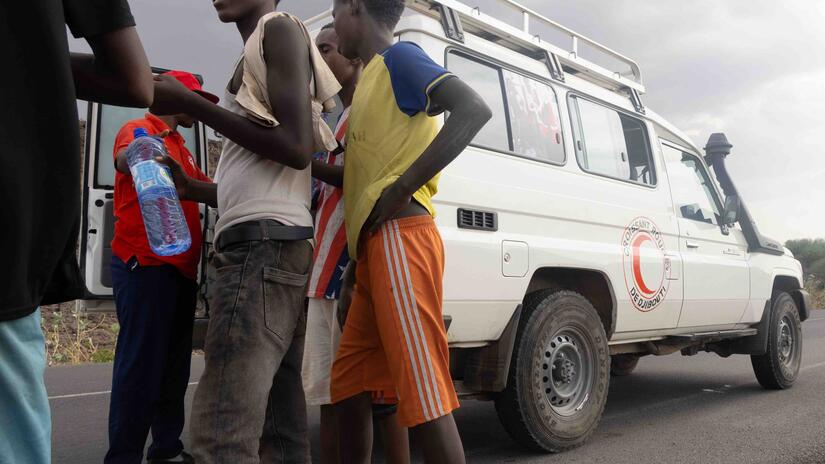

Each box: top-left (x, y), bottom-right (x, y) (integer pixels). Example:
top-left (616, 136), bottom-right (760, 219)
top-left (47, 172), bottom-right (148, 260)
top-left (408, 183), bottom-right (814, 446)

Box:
top-left (40, 303), bottom-right (119, 365)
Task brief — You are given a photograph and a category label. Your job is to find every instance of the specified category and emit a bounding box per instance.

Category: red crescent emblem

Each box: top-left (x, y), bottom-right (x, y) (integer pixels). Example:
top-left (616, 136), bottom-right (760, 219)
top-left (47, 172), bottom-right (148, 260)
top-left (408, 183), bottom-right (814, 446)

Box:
top-left (631, 234), bottom-right (656, 296)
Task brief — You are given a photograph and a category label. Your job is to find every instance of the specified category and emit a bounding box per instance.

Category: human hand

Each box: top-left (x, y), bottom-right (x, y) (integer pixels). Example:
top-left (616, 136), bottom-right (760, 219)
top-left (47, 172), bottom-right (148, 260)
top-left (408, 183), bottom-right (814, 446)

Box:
top-left (154, 155), bottom-right (191, 200)
top-left (362, 182), bottom-right (411, 236)
top-left (150, 74), bottom-right (195, 115)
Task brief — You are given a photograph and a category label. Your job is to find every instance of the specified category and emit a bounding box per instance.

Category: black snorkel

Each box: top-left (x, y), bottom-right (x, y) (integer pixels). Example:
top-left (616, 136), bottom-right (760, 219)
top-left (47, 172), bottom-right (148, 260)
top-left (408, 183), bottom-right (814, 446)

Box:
top-left (704, 133), bottom-right (784, 255)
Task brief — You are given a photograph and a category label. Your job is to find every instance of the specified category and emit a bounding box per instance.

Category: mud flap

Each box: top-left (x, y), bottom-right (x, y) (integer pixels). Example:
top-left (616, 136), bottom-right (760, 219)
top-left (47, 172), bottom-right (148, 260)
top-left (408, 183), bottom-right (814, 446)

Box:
top-left (463, 305), bottom-right (522, 392)
top-left (723, 300), bottom-right (771, 355)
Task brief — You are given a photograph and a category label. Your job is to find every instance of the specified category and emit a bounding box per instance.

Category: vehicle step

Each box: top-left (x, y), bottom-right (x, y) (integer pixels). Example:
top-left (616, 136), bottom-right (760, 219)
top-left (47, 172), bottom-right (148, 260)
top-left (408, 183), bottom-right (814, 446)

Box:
top-left (668, 328), bottom-right (758, 342)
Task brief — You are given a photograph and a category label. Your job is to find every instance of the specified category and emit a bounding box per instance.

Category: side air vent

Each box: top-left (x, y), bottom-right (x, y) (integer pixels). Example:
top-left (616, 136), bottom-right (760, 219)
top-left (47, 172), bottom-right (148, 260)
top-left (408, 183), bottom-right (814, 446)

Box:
top-left (457, 208), bottom-right (498, 231)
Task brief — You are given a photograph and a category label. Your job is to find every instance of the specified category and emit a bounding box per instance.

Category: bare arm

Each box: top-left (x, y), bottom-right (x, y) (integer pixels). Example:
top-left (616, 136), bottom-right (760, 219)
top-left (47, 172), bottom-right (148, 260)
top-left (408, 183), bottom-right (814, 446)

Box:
top-left (72, 26), bottom-right (153, 107)
top-left (154, 156), bottom-right (218, 208)
top-left (115, 149), bottom-right (128, 174)
top-left (395, 78), bottom-right (491, 200)
top-left (362, 78), bottom-right (492, 234)
top-left (151, 17), bottom-right (315, 170)
top-left (311, 159), bottom-right (344, 188)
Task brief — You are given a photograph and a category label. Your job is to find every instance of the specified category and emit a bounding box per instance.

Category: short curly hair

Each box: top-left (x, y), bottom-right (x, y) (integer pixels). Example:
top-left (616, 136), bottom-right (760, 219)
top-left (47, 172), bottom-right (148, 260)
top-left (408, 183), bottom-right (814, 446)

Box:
top-left (362, 0), bottom-right (404, 29)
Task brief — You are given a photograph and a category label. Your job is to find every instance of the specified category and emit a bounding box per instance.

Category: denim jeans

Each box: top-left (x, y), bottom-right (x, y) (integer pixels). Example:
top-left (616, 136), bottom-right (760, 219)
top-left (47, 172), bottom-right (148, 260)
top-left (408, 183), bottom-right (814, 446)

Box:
top-left (190, 238), bottom-right (312, 464)
top-left (0, 308), bottom-right (50, 464)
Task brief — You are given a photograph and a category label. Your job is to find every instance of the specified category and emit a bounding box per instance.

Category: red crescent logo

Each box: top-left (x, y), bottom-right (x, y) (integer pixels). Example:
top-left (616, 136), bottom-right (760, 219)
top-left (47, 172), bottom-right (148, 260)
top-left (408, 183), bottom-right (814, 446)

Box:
top-left (631, 234), bottom-right (656, 296)
top-left (621, 216), bottom-right (670, 312)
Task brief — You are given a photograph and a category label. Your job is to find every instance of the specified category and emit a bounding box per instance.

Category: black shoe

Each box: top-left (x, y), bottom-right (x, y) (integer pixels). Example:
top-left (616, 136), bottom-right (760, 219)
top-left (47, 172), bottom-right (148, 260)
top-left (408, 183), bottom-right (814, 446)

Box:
top-left (147, 450), bottom-right (194, 464)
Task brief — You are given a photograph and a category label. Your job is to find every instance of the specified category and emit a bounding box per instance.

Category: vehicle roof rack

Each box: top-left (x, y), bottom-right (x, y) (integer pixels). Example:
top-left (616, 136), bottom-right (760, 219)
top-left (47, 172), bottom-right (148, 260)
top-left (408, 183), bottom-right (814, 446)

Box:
top-left (407, 0), bottom-right (646, 95)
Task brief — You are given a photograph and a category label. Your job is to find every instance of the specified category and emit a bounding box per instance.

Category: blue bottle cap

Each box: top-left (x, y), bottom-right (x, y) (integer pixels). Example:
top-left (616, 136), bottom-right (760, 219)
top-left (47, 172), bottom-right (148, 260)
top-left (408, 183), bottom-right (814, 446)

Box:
top-left (133, 127), bottom-right (150, 138)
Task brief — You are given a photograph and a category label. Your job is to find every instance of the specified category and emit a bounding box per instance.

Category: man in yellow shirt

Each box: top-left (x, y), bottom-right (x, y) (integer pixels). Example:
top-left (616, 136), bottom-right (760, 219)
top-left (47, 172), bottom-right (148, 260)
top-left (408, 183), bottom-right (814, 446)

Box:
top-left (329, 0), bottom-right (492, 462)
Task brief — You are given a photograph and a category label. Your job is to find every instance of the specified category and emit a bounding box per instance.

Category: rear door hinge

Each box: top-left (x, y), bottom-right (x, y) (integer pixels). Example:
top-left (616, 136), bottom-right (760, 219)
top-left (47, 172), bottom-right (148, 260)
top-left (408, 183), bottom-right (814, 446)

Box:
top-left (625, 86), bottom-right (645, 114)
top-left (435, 4), bottom-right (465, 42)
top-left (543, 50), bottom-right (565, 83)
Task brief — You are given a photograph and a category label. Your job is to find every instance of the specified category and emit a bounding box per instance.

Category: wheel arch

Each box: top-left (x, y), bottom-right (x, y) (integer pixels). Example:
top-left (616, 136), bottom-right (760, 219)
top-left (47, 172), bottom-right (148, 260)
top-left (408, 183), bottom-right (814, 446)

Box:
top-left (524, 267), bottom-right (617, 338)
top-left (773, 273), bottom-right (810, 321)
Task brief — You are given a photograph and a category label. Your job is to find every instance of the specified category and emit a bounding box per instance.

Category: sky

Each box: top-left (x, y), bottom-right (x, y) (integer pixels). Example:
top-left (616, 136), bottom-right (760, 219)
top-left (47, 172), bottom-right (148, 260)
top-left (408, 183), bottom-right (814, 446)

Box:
top-left (69, 0), bottom-right (825, 242)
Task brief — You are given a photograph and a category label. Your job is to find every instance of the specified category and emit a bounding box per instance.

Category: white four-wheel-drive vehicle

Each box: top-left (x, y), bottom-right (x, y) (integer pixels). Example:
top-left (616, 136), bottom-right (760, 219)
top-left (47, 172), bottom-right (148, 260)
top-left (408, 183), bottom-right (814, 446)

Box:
top-left (78, 0), bottom-right (812, 454)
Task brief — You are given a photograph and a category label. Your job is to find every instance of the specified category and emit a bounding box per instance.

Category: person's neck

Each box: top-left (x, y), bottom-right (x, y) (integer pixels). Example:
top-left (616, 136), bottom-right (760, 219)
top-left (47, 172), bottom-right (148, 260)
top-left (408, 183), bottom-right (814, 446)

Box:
top-left (357, 23), bottom-right (395, 66)
top-left (158, 115), bottom-right (178, 132)
top-left (237, 3), bottom-right (277, 43)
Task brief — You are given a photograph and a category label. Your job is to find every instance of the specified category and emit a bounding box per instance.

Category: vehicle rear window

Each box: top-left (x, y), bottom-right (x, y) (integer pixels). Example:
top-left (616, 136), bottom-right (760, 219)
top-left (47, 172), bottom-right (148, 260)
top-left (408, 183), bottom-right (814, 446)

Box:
top-left (447, 51), bottom-right (565, 164)
top-left (447, 53), bottom-right (509, 152)
top-left (569, 96), bottom-right (655, 186)
top-left (502, 70), bottom-right (564, 163)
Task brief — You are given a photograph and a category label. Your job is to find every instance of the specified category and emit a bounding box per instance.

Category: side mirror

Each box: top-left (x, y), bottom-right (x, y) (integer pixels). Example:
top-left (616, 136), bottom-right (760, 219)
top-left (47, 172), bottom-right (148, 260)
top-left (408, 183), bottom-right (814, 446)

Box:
top-left (722, 195), bottom-right (740, 225)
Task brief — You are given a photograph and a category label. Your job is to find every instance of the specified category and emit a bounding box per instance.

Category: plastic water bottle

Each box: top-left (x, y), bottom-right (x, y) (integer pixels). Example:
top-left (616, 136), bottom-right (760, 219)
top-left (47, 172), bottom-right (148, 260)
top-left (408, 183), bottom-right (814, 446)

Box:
top-left (125, 128), bottom-right (191, 256)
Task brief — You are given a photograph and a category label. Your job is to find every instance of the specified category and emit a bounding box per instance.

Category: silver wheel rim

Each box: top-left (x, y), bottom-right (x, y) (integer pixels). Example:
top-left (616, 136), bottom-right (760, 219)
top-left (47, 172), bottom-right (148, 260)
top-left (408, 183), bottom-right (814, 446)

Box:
top-left (777, 315), bottom-right (799, 372)
top-left (540, 327), bottom-right (594, 416)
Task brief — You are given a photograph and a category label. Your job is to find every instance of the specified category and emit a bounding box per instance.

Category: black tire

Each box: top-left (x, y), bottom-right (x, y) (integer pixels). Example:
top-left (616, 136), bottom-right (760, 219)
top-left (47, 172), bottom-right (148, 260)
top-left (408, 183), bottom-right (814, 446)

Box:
top-left (610, 354), bottom-right (640, 377)
top-left (751, 291), bottom-right (803, 390)
top-left (495, 290), bottom-right (610, 453)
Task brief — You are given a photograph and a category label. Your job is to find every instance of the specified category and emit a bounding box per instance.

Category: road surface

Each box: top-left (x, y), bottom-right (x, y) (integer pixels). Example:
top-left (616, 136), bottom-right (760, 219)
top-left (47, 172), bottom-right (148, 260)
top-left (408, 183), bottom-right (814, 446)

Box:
top-left (48, 311), bottom-right (825, 463)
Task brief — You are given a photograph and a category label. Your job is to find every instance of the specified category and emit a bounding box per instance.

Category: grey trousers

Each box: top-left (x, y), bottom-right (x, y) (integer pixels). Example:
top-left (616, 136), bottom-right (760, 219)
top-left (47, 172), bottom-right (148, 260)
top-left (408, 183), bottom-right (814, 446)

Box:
top-left (190, 238), bottom-right (313, 464)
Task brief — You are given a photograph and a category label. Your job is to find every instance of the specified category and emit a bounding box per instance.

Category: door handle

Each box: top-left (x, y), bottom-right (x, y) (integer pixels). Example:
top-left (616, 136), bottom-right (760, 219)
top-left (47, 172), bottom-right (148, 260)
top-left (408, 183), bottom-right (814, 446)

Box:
top-left (685, 240), bottom-right (700, 249)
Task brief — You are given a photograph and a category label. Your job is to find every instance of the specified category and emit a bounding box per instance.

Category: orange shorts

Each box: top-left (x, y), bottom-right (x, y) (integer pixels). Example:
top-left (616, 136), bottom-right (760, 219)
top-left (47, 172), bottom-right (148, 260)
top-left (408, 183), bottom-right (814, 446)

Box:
top-left (330, 216), bottom-right (459, 427)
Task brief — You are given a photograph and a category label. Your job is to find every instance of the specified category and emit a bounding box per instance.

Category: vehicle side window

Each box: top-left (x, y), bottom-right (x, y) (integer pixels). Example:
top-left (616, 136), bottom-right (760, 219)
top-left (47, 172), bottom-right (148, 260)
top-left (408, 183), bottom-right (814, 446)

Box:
top-left (502, 70), bottom-right (564, 163)
top-left (446, 53), bottom-right (509, 152)
top-left (97, 105), bottom-right (199, 188)
top-left (447, 51), bottom-right (565, 163)
top-left (570, 96), bottom-right (655, 185)
top-left (661, 143), bottom-right (722, 225)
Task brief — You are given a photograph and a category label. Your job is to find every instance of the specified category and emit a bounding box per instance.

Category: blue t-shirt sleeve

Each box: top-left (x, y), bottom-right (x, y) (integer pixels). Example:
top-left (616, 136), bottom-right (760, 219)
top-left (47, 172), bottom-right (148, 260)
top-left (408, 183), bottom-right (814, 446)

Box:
top-left (383, 42), bottom-right (455, 117)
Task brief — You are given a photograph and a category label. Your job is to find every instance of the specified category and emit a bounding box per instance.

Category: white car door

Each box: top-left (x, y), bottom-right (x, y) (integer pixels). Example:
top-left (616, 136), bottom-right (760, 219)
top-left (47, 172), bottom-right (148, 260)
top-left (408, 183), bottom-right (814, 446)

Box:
top-left (78, 97), bottom-right (210, 310)
top-left (659, 141), bottom-right (750, 328)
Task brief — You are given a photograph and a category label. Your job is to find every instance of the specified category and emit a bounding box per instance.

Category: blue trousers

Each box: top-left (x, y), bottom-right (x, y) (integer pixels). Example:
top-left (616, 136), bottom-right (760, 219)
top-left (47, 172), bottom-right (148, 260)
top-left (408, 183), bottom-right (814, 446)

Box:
top-left (0, 308), bottom-right (50, 464)
top-left (105, 257), bottom-right (197, 464)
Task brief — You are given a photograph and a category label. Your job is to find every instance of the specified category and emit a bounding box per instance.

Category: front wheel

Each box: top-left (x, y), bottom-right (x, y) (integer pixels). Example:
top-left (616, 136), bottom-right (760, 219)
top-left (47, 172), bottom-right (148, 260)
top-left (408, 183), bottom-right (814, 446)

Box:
top-left (751, 291), bottom-right (802, 390)
top-left (495, 291), bottom-right (610, 453)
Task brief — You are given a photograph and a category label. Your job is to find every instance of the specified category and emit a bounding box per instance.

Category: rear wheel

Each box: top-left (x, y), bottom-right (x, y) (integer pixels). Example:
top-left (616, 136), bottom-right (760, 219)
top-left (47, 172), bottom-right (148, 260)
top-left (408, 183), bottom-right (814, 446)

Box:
top-left (751, 291), bottom-right (802, 390)
top-left (610, 354), bottom-right (640, 377)
top-left (495, 291), bottom-right (609, 452)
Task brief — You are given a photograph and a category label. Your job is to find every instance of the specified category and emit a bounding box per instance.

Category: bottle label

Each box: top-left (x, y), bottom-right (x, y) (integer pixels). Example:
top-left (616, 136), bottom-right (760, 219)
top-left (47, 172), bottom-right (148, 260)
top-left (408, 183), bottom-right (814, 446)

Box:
top-left (131, 160), bottom-right (175, 196)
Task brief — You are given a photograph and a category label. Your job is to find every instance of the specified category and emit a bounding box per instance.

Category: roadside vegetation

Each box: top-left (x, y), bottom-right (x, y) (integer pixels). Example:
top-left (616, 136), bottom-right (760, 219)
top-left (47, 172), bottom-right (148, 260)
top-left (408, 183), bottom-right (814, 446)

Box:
top-left (785, 238), bottom-right (825, 309)
top-left (42, 302), bottom-right (119, 365)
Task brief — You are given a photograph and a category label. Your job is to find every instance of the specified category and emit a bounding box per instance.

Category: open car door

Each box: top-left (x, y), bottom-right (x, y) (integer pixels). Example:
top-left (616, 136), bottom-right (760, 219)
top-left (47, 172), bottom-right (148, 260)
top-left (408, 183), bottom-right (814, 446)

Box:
top-left (78, 69), bottom-right (212, 313)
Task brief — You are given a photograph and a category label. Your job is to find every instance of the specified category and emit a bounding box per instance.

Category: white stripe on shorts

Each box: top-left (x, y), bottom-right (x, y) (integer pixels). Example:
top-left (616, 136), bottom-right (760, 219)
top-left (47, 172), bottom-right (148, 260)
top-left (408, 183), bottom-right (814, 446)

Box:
top-left (386, 221), bottom-right (440, 419)
top-left (381, 223), bottom-right (433, 421)
top-left (392, 220), bottom-right (445, 417)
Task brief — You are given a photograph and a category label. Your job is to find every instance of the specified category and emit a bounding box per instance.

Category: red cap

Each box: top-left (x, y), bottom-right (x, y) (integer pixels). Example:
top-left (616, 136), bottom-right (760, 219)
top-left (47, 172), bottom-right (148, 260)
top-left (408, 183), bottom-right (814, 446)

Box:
top-left (163, 70), bottom-right (220, 104)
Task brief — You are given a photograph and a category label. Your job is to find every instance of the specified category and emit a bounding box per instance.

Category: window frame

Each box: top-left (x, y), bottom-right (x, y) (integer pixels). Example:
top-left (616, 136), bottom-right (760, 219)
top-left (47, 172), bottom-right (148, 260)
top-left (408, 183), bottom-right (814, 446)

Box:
top-left (445, 47), bottom-right (567, 166)
top-left (567, 92), bottom-right (658, 188)
top-left (659, 139), bottom-right (725, 224)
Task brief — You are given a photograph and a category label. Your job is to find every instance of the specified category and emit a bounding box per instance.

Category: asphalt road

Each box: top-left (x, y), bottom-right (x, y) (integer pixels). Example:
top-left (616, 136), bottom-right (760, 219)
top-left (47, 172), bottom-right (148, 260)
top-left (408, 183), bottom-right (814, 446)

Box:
top-left (49, 311), bottom-right (825, 464)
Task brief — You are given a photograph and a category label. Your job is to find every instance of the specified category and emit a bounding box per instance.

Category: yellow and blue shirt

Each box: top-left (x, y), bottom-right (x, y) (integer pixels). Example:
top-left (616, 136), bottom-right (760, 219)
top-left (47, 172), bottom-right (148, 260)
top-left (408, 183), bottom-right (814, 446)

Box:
top-left (343, 41), bottom-right (455, 259)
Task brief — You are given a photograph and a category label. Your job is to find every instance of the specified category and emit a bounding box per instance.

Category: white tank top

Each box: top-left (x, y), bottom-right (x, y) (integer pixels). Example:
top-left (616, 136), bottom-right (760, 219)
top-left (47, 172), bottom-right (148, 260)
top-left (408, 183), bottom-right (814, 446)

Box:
top-left (213, 91), bottom-right (312, 240)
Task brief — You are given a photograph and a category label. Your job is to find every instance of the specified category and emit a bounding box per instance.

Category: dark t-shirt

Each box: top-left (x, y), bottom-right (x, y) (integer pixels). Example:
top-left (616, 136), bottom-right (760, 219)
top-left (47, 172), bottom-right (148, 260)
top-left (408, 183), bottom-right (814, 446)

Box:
top-left (0, 0), bottom-right (135, 321)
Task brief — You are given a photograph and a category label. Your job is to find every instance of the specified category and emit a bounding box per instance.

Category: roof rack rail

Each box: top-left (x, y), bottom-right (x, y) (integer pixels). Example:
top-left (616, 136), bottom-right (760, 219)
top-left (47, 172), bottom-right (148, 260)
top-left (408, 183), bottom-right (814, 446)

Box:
top-left (407, 0), bottom-right (645, 95)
